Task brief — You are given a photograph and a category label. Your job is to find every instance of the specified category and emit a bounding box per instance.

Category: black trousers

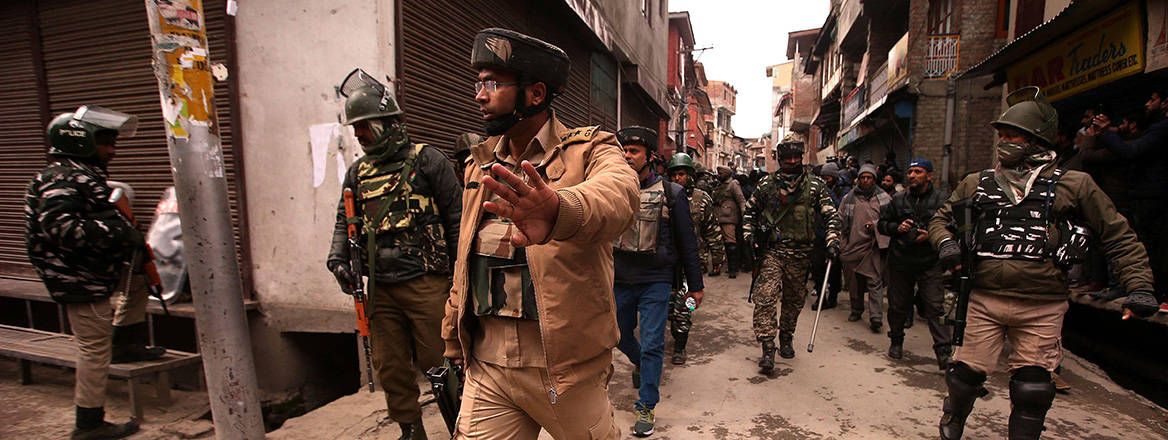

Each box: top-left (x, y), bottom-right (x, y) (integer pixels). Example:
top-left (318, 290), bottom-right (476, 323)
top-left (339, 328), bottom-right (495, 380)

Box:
top-left (886, 263), bottom-right (952, 352)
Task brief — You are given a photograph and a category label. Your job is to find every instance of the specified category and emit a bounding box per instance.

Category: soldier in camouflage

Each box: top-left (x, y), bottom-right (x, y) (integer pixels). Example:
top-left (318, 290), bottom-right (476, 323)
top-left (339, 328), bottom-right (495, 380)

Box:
top-left (326, 69), bottom-right (462, 440)
top-left (666, 152), bottom-right (723, 365)
top-left (25, 106), bottom-right (165, 440)
top-left (744, 140), bottom-right (842, 373)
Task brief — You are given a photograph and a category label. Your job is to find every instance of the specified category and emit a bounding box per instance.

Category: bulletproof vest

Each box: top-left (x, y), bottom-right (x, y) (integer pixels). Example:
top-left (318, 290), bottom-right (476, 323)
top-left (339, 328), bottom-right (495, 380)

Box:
top-left (614, 179), bottom-right (671, 253)
top-left (971, 168), bottom-right (1064, 261)
top-left (762, 176), bottom-right (815, 244)
top-left (356, 144), bottom-right (439, 233)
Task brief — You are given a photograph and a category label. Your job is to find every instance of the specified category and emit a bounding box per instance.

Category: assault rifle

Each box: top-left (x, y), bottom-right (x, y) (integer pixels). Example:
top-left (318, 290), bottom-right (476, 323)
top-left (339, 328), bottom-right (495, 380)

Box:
top-left (746, 228), bottom-right (770, 303)
top-left (343, 188), bottom-right (376, 392)
top-left (945, 198), bottom-right (977, 346)
top-left (108, 185), bottom-right (168, 316)
top-left (426, 360), bottom-right (464, 436)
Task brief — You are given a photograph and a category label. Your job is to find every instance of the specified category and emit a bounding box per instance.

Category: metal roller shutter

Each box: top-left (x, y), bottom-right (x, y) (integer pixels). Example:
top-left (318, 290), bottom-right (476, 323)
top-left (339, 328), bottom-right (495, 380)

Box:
top-left (0, 1), bottom-right (46, 278)
top-left (400, 0), bottom-right (607, 154)
top-left (0, 0), bottom-right (245, 280)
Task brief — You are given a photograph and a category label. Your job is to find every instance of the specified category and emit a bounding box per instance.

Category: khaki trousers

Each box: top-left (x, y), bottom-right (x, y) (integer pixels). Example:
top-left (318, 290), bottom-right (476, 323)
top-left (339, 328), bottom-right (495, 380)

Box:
top-left (66, 274), bottom-right (149, 408)
top-left (455, 359), bottom-right (618, 439)
top-left (369, 273), bottom-right (450, 423)
top-left (952, 290), bottom-right (1068, 375)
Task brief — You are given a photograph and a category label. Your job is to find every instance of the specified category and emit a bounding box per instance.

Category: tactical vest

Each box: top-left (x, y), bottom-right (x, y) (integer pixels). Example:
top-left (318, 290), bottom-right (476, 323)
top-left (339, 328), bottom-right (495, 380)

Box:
top-left (469, 225), bottom-right (538, 320)
top-left (971, 168), bottom-right (1064, 261)
top-left (356, 144), bottom-right (439, 233)
top-left (614, 179), bottom-right (671, 253)
top-left (761, 175), bottom-right (815, 244)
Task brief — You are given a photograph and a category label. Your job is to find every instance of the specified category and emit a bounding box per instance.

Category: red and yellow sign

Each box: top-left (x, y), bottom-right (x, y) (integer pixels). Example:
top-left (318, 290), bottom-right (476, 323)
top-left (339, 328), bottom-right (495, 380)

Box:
top-left (148, 0), bottom-right (216, 136)
top-left (1007, 1), bottom-right (1144, 101)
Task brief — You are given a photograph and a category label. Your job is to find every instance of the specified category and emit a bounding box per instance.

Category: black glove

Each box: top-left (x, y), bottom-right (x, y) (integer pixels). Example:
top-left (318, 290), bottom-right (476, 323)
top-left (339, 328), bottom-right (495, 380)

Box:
top-left (1123, 290), bottom-right (1160, 318)
top-left (331, 263), bottom-right (357, 295)
top-left (938, 239), bottom-right (961, 271)
top-left (826, 243), bottom-right (839, 260)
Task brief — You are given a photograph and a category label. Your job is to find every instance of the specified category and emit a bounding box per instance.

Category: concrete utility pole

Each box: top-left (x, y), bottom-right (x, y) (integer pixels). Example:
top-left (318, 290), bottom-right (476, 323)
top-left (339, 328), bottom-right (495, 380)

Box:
top-left (143, 1), bottom-right (265, 438)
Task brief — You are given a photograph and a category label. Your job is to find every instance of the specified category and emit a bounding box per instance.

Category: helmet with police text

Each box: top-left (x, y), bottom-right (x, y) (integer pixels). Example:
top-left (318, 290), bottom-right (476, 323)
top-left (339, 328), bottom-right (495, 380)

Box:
top-left (339, 68), bottom-right (404, 126)
top-left (991, 86), bottom-right (1058, 146)
top-left (471, 28), bottom-right (570, 95)
top-left (616, 126), bottom-right (658, 152)
top-left (667, 152), bottom-right (696, 174)
top-left (47, 106), bottom-right (138, 158)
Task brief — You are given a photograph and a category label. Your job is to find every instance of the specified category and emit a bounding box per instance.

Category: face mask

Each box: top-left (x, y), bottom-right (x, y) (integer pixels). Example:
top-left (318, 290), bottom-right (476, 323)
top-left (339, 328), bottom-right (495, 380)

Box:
top-left (363, 120), bottom-right (411, 163)
top-left (996, 140), bottom-right (1045, 169)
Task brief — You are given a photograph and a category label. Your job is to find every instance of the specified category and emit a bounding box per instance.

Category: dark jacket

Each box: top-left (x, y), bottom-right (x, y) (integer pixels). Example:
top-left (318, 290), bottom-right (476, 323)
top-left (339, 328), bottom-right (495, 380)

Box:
top-left (327, 144), bottom-right (462, 284)
top-left (1097, 112), bottom-right (1168, 200)
top-left (615, 172), bottom-right (705, 291)
top-left (878, 184), bottom-right (948, 269)
top-left (25, 159), bottom-right (138, 303)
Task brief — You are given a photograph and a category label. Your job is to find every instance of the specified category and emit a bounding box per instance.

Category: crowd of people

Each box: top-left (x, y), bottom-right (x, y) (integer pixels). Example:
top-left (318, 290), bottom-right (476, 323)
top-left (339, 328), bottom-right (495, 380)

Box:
top-left (22, 26), bottom-right (1163, 440)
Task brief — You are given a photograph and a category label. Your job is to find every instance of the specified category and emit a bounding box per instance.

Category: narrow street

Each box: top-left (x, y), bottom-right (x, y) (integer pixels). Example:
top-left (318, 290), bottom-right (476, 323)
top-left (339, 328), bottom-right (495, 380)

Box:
top-left (268, 272), bottom-right (1168, 439)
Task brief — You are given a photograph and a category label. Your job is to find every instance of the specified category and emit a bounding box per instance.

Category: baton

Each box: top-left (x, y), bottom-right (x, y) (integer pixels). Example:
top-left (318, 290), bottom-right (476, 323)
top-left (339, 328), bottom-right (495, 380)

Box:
top-left (807, 259), bottom-right (833, 353)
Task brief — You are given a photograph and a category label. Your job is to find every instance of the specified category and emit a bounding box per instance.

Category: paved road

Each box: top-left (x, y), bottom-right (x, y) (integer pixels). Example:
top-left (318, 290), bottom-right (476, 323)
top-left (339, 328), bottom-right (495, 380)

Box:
top-left (272, 272), bottom-right (1168, 439)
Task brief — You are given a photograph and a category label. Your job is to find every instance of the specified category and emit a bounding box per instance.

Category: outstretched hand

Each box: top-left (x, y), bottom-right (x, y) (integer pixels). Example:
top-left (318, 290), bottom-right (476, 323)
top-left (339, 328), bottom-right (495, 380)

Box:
top-left (481, 161), bottom-right (560, 247)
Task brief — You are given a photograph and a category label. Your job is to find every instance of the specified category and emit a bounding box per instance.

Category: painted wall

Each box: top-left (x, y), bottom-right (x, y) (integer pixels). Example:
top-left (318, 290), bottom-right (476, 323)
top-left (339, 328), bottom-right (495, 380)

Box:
top-left (571, 0), bottom-right (670, 113)
top-left (235, 1), bottom-right (397, 333)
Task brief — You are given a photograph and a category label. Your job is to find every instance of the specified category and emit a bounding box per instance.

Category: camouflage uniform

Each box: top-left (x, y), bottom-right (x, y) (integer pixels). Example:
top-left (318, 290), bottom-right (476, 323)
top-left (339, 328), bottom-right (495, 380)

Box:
top-left (669, 187), bottom-right (723, 335)
top-left (744, 167), bottom-right (841, 344)
top-left (25, 159), bottom-right (137, 303)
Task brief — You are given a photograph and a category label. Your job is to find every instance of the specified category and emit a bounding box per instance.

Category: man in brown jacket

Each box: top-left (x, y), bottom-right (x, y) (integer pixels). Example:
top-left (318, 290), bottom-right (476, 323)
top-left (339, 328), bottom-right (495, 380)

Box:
top-left (711, 166), bottom-right (747, 277)
top-left (930, 87), bottom-right (1158, 440)
top-left (441, 28), bottom-right (638, 440)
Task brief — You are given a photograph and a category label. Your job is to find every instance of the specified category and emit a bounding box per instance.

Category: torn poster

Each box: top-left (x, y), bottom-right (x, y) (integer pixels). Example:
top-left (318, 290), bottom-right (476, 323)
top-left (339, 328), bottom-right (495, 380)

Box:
top-left (310, 123), bottom-right (341, 188)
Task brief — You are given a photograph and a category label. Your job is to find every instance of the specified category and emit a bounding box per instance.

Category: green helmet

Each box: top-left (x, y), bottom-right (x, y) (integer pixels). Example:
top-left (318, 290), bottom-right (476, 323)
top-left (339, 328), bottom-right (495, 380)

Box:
top-left (339, 68), bottom-right (404, 125)
top-left (991, 86), bottom-right (1058, 146)
top-left (667, 152), bottom-right (696, 174)
top-left (453, 132), bottom-right (484, 160)
top-left (47, 105), bottom-right (137, 158)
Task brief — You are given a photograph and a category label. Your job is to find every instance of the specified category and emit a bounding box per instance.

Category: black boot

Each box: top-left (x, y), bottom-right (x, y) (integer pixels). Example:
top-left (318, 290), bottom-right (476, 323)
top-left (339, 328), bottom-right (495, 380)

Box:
top-left (672, 332), bottom-right (688, 365)
top-left (778, 332), bottom-right (795, 359)
top-left (72, 406), bottom-right (138, 440)
top-left (888, 336), bottom-right (904, 360)
top-left (939, 362), bottom-right (988, 440)
top-left (111, 322), bottom-right (165, 364)
top-left (1008, 367), bottom-right (1056, 440)
top-left (726, 243), bottom-right (739, 279)
top-left (398, 420), bottom-right (427, 440)
top-left (758, 340), bottom-right (776, 374)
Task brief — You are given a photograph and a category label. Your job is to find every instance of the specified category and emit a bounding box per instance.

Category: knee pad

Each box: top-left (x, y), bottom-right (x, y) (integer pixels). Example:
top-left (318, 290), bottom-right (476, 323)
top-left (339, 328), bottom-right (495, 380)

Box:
top-left (1010, 366), bottom-right (1056, 410)
top-left (948, 361), bottom-right (987, 388)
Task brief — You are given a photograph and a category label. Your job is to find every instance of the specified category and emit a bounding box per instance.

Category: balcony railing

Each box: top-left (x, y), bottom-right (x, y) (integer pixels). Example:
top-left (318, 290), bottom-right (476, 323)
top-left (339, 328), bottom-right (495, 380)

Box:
top-left (924, 34), bottom-right (960, 79)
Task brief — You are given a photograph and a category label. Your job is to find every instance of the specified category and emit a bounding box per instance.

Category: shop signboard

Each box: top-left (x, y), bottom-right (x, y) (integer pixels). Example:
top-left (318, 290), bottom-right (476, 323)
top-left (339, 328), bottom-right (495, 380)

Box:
top-left (1148, 0), bottom-right (1168, 72)
top-left (887, 33), bottom-right (909, 87)
top-left (1006, 2), bottom-right (1144, 101)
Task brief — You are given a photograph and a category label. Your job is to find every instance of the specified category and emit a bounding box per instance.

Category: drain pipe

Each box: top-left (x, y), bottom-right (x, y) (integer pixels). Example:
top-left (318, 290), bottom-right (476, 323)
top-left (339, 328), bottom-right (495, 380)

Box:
top-left (941, 75), bottom-right (957, 190)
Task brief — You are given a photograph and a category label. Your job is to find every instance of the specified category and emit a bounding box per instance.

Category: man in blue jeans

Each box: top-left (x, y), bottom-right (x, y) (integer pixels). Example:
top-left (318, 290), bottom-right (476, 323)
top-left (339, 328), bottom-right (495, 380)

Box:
top-left (612, 126), bottom-right (705, 437)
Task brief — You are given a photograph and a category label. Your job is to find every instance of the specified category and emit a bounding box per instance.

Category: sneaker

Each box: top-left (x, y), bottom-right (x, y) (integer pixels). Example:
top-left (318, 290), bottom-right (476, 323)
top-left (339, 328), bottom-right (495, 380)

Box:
top-left (632, 366), bottom-right (641, 389)
top-left (632, 408), bottom-right (655, 437)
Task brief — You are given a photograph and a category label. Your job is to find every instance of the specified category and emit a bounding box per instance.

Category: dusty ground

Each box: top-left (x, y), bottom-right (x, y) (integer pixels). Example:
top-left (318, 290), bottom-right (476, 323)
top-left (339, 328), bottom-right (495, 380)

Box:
top-left (4, 273), bottom-right (1167, 439)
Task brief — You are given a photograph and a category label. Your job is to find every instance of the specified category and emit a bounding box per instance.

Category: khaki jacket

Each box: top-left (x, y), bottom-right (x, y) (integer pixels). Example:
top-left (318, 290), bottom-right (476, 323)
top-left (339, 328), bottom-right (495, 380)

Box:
top-left (929, 167), bottom-right (1152, 300)
top-left (442, 114), bottom-right (639, 396)
top-left (713, 178), bottom-right (746, 224)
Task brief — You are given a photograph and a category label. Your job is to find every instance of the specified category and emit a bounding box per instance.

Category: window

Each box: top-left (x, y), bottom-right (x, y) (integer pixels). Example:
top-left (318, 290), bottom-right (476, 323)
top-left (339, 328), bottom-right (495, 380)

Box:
top-left (1015, 0), bottom-right (1045, 37)
top-left (927, 0), bottom-right (954, 34)
top-left (996, 0), bottom-right (1011, 38)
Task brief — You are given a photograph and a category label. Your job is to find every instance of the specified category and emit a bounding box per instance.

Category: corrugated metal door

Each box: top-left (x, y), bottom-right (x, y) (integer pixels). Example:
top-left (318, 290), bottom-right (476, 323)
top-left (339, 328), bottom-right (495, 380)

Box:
top-left (0, 1), bottom-right (46, 278)
top-left (0, 0), bottom-right (244, 279)
top-left (400, 0), bottom-right (605, 154)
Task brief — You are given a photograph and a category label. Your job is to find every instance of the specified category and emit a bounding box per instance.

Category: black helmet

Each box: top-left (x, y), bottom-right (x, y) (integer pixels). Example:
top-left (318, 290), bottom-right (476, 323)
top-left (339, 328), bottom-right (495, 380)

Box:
top-left (616, 126), bottom-right (658, 152)
top-left (471, 28), bottom-right (570, 94)
top-left (774, 139), bottom-right (805, 159)
top-left (47, 105), bottom-right (137, 158)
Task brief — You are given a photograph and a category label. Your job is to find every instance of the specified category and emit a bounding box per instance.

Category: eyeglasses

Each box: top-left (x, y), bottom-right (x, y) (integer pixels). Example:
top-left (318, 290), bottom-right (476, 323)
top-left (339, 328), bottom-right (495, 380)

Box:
top-left (474, 80), bottom-right (518, 94)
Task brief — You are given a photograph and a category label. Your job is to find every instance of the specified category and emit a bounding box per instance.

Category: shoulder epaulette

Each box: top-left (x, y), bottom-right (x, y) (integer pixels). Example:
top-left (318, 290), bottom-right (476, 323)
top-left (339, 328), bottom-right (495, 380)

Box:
top-left (559, 126), bottom-right (600, 146)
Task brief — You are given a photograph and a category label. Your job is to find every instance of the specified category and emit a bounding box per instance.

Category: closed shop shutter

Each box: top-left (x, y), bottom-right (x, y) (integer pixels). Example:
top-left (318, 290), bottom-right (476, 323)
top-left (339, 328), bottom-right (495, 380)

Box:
top-left (400, 0), bottom-right (606, 155)
top-left (0, 0), bottom-right (244, 280)
top-left (0, 1), bottom-right (46, 278)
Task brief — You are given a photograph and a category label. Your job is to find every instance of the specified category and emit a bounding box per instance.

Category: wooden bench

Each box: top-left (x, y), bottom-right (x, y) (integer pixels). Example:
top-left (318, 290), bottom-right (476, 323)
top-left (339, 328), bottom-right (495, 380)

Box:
top-left (0, 324), bottom-right (202, 420)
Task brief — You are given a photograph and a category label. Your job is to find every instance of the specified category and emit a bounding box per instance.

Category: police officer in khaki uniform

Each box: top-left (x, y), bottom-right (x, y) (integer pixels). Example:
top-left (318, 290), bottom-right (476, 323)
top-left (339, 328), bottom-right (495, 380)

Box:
top-left (930, 87), bottom-right (1158, 440)
top-left (327, 69), bottom-right (463, 440)
top-left (441, 28), bottom-right (638, 439)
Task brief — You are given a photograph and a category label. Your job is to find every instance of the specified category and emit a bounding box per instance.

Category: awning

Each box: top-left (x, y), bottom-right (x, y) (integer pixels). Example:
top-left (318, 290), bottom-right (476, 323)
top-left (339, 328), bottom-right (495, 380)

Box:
top-left (961, 0), bottom-right (1126, 81)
